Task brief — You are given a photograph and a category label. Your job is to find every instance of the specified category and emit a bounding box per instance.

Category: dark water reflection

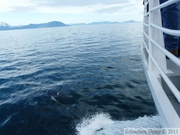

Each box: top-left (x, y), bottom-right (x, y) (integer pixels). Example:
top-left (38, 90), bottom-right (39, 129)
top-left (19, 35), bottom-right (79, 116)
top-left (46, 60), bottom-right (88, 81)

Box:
top-left (0, 24), bottom-right (156, 135)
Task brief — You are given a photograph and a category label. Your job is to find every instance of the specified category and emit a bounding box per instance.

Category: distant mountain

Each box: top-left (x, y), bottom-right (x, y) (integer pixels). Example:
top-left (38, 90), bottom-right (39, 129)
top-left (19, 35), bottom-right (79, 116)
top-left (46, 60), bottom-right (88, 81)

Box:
top-left (0, 21), bottom-right (67, 31)
top-left (69, 21), bottom-right (119, 26)
top-left (0, 22), bottom-right (10, 27)
top-left (121, 20), bottom-right (137, 23)
top-left (89, 21), bottom-right (120, 25)
top-left (69, 23), bottom-right (87, 26)
top-left (19, 21), bottom-right (67, 29)
top-left (0, 20), bottom-right (138, 30)
top-left (0, 22), bottom-right (12, 30)
top-left (69, 20), bottom-right (138, 26)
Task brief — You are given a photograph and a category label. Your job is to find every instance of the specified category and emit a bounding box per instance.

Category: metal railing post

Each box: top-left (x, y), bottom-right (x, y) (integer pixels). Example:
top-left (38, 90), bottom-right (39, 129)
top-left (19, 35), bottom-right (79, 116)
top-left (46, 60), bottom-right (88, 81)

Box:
top-left (151, 0), bottom-right (168, 73)
top-left (148, 0), bottom-right (153, 71)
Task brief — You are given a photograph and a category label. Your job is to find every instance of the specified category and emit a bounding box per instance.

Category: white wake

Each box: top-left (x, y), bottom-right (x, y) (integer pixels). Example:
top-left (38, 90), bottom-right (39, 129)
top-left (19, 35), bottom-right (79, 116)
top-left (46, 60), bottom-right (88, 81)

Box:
top-left (76, 113), bottom-right (161, 135)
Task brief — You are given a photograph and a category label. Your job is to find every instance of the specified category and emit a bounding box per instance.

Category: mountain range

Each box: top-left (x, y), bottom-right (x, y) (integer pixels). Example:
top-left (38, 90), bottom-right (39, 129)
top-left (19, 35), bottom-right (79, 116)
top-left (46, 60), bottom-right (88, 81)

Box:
top-left (70, 20), bottom-right (138, 26)
top-left (0, 20), bottom-right (138, 31)
top-left (0, 21), bottom-right (67, 31)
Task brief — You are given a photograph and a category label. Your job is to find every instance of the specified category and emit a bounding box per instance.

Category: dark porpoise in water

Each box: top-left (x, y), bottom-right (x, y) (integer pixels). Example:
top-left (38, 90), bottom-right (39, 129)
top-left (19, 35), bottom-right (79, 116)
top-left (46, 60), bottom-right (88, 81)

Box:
top-left (49, 91), bottom-right (65, 104)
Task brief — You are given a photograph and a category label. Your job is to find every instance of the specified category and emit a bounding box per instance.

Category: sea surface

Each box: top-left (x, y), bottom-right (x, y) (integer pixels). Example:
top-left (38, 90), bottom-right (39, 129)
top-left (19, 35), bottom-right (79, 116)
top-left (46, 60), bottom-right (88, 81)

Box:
top-left (0, 24), bottom-right (160, 135)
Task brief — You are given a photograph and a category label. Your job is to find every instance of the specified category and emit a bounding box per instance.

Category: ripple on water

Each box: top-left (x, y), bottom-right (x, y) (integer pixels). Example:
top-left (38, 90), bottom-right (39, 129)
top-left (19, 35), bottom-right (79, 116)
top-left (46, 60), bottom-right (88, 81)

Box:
top-left (0, 24), bottom-right (157, 135)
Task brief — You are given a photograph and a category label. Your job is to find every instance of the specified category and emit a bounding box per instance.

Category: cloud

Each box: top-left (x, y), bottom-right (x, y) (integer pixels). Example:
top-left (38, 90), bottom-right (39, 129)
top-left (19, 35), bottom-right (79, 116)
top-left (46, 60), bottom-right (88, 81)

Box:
top-left (0, 0), bottom-right (36, 12)
top-left (0, 0), bottom-right (133, 13)
top-left (0, 0), bottom-right (143, 24)
top-left (35, 0), bottom-right (132, 14)
top-left (96, 7), bottom-right (122, 14)
top-left (33, 0), bottom-right (129, 7)
top-left (10, 6), bottom-right (36, 12)
top-left (94, 3), bottom-right (133, 14)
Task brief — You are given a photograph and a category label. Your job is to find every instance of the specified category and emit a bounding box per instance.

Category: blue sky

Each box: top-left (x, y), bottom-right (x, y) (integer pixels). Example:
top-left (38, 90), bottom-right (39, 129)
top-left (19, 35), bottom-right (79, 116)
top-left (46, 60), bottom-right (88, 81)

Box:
top-left (0, 0), bottom-right (143, 26)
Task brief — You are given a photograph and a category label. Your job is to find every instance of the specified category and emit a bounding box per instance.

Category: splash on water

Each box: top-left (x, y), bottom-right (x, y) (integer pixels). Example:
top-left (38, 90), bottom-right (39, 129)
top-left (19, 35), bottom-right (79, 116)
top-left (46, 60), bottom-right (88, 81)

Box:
top-left (76, 113), bottom-right (161, 135)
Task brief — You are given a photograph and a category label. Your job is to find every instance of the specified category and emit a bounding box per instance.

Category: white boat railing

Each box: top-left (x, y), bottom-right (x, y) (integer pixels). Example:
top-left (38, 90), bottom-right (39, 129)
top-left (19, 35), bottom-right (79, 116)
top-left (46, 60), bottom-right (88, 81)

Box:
top-left (142, 0), bottom-right (180, 102)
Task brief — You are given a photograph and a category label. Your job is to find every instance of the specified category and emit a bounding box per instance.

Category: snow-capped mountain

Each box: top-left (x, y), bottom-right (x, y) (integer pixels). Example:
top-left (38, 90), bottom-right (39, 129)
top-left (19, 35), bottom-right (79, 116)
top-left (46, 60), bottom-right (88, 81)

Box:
top-left (0, 22), bottom-right (10, 27)
top-left (0, 22), bottom-right (11, 30)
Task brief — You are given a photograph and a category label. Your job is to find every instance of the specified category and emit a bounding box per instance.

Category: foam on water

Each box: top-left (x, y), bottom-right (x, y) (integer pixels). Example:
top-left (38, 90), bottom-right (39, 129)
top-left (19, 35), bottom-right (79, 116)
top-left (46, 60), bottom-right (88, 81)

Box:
top-left (76, 113), bottom-right (161, 135)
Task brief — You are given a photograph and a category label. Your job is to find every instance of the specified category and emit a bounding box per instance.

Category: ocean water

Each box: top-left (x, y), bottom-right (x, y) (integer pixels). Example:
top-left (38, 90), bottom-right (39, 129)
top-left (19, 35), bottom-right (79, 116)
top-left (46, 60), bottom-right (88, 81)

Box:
top-left (0, 24), bottom-right (160, 135)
